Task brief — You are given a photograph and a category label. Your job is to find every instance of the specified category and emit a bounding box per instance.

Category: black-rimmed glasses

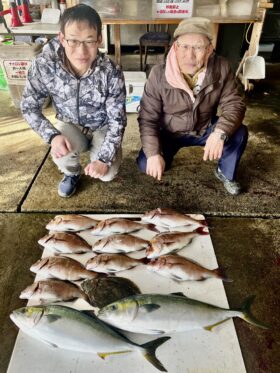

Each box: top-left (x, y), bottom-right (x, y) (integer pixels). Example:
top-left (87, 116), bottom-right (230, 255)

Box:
top-left (65, 39), bottom-right (98, 48)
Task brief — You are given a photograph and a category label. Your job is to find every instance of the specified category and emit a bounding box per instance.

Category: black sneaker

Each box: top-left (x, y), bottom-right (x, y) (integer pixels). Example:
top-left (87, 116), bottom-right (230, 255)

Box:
top-left (214, 168), bottom-right (241, 196)
top-left (58, 174), bottom-right (80, 198)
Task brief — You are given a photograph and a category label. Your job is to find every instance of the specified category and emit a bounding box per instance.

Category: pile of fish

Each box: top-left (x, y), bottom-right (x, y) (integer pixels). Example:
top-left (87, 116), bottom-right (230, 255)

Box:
top-left (11, 208), bottom-right (267, 372)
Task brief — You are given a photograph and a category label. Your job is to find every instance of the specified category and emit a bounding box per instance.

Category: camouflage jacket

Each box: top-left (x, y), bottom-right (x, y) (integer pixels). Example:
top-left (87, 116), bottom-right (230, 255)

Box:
top-left (21, 37), bottom-right (127, 165)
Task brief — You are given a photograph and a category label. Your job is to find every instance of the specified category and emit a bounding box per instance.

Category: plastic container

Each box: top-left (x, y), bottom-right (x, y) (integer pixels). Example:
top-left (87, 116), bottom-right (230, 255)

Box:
top-left (0, 42), bottom-right (43, 107)
top-left (123, 71), bottom-right (146, 113)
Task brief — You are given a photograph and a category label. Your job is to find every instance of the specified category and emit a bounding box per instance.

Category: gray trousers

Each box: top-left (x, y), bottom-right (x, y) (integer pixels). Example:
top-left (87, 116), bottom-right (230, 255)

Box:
top-left (51, 120), bottom-right (122, 182)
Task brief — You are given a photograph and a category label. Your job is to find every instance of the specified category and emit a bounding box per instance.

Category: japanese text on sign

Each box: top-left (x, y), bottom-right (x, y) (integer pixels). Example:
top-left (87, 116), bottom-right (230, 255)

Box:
top-left (154, 0), bottom-right (193, 18)
top-left (3, 60), bottom-right (31, 82)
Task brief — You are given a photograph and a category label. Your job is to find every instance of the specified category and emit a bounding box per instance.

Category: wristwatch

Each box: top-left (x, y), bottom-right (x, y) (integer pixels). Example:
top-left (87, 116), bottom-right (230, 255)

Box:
top-left (214, 131), bottom-right (228, 141)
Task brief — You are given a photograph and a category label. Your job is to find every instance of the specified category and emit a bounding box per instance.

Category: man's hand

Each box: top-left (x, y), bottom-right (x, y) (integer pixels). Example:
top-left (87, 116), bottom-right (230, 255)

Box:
top-left (51, 135), bottom-right (72, 158)
top-left (203, 132), bottom-right (225, 161)
top-left (84, 160), bottom-right (109, 179)
top-left (146, 154), bottom-right (165, 181)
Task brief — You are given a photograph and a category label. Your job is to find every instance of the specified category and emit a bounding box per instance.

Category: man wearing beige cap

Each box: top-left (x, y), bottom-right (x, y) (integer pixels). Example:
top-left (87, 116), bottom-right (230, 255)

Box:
top-left (137, 17), bottom-right (248, 195)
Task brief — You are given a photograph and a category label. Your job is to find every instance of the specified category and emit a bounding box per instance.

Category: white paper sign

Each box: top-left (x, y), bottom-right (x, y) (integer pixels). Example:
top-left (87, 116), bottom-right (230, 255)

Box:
top-left (154, 0), bottom-right (193, 18)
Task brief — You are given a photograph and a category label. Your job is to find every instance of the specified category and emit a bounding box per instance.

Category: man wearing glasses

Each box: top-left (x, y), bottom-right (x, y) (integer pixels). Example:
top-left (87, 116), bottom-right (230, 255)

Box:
top-left (137, 17), bottom-right (248, 195)
top-left (21, 4), bottom-right (126, 197)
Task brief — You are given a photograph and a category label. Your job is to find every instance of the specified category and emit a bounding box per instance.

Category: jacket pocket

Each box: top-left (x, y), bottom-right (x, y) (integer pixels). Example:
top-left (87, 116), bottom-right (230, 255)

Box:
top-left (164, 113), bottom-right (193, 133)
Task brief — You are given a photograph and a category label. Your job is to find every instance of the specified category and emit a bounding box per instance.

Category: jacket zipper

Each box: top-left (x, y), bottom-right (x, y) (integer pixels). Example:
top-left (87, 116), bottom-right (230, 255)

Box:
top-left (77, 79), bottom-right (80, 125)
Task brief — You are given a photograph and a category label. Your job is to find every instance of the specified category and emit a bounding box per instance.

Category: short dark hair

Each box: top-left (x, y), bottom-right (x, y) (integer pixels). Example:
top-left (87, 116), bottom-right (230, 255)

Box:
top-left (60, 4), bottom-right (102, 37)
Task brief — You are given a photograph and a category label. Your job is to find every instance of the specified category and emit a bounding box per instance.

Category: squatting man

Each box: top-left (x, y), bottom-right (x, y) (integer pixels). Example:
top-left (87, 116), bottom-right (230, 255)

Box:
top-left (21, 4), bottom-right (126, 197)
top-left (137, 17), bottom-right (248, 195)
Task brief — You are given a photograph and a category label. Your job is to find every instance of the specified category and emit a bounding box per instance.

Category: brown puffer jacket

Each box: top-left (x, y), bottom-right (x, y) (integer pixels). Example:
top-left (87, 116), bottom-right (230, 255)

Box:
top-left (138, 53), bottom-right (246, 158)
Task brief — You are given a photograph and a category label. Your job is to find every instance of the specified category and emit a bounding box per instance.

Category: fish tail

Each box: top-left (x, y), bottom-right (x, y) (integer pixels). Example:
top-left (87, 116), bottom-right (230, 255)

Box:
top-left (198, 219), bottom-right (208, 226)
top-left (239, 295), bottom-right (269, 329)
top-left (146, 223), bottom-right (160, 233)
top-left (141, 257), bottom-right (151, 265)
top-left (195, 227), bottom-right (209, 235)
top-left (141, 336), bottom-right (170, 372)
top-left (213, 268), bottom-right (233, 283)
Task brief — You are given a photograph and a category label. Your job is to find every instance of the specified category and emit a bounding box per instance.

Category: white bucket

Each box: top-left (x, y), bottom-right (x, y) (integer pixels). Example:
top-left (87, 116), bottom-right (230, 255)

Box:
top-left (243, 55), bottom-right (266, 80)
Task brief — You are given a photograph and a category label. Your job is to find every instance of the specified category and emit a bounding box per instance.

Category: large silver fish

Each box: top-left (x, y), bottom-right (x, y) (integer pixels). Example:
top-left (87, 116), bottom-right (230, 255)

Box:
top-left (141, 208), bottom-right (207, 229)
top-left (10, 305), bottom-right (170, 372)
top-left (86, 254), bottom-right (147, 274)
top-left (147, 255), bottom-right (231, 282)
top-left (38, 232), bottom-right (91, 254)
top-left (30, 256), bottom-right (98, 281)
top-left (146, 228), bottom-right (209, 259)
top-left (46, 215), bottom-right (99, 232)
top-left (98, 293), bottom-right (268, 335)
top-left (91, 218), bottom-right (157, 235)
top-left (92, 234), bottom-right (150, 254)
top-left (20, 279), bottom-right (88, 304)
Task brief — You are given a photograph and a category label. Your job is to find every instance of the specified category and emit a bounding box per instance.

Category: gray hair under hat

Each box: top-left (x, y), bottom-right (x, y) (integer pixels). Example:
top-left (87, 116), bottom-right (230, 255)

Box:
top-left (174, 17), bottom-right (213, 40)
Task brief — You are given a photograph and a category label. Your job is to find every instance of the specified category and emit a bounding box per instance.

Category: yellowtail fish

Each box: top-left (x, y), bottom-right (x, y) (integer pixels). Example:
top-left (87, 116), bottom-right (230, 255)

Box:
top-left (147, 255), bottom-right (231, 282)
top-left (92, 234), bottom-right (150, 254)
top-left (91, 218), bottom-right (157, 236)
top-left (141, 208), bottom-right (207, 229)
top-left (30, 256), bottom-right (99, 281)
top-left (86, 254), bottom-right (148, 274)
top-left (38, 232), bottom-right (91, 254)
top-left (10, 305), bottom-right (170, 372)
top-left (146, 228), bottom-right (209, 259)
top-left (46, 214), bottom-right (99, 232)
top-left (98, 293), bottom-right (268, 335)
top-left (20, 279), bottom-right (88, 304)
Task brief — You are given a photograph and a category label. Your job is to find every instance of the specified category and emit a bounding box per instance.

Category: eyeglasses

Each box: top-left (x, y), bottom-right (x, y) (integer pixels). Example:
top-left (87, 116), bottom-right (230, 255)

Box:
top-left (65, 39), bottom-right (98, 48)
top-left (176, 41), bottom-right (210, 53)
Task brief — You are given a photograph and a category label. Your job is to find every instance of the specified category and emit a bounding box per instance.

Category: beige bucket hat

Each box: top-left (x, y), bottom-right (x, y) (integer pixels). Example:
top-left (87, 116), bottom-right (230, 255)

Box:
top-left (174, 17), bottom-right (214, 40)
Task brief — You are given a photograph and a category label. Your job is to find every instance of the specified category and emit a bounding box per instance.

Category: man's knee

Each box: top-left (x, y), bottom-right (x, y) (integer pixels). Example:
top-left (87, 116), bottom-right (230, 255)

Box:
top-left (227, 124), bottom-right (248, 148)
top-left (99, 168), bottom-right (119, 182)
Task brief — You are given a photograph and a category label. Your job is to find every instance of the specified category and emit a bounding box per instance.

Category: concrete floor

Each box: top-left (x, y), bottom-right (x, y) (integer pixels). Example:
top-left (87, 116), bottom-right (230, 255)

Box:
top-left (0, 54), bottom-right (279, 373)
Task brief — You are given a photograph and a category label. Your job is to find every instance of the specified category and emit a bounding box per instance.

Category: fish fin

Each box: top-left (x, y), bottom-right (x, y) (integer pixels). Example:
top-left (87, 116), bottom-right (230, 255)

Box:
top-left (141, 336), bottom-right (170, 372)
top-left (238, 295), bottom-right (269, 329)
top-left (97, 350), bottom-right (132, 360)
top-left (170, 292), bottom-right (188, 297)
top-left (46, 315), bottom-right (61, 323)
top-left (145, 223), bottom-right (160, 233)
top-left (170, 274), bottom-right (183, 281)
top-left (204, 318), bottom-right (230, 331)
top-left (140, 304), bottom-right (161, 312)
top-left (81, 310), bottom-right (97, 318)
top-left (213, 268), bottom-right (233, 283)
top-left (149, 329), bottom-right (165, 335)
top-left (43, 339), bottom-right (58, 348)
top-left (195, 227), bottom-right (209, 235)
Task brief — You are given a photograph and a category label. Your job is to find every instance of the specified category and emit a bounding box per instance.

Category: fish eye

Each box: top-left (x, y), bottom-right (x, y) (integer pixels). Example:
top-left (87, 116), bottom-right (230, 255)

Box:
top-left (110, 304), bottom-right (117, 311)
